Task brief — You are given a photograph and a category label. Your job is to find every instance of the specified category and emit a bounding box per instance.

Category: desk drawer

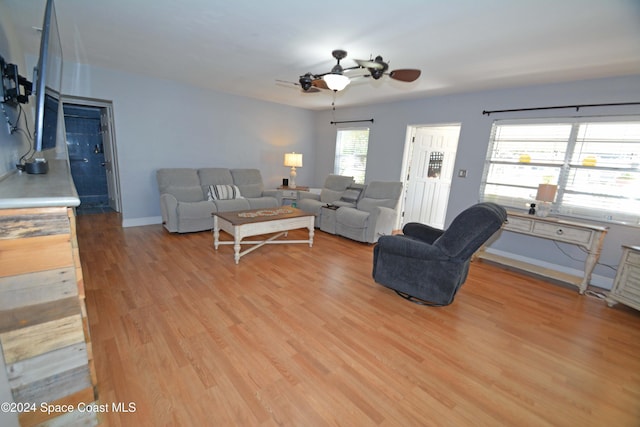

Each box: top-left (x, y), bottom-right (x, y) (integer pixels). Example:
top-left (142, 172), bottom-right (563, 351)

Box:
top-left (532, 222), bottom-right (593, 245)
top-left (281, 190), bottom-right (297, 198)
top-left (626, 250), bottom-right (640, 265)
top-left (505, 216), bottom-right (533, 232)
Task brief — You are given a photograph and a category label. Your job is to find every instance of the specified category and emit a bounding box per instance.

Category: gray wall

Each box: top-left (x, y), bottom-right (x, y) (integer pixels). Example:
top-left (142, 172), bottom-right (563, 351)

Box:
top-left (0, 1), bottom-right (31, 179)
top-left (312, 74), bottom-right (640, 287)
top-left (60, 62), bottom-right (315, 224)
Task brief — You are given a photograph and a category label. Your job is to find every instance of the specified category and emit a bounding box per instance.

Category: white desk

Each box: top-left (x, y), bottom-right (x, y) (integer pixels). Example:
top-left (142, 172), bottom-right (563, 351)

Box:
top-left (476, 211), bottom-right (608, 294)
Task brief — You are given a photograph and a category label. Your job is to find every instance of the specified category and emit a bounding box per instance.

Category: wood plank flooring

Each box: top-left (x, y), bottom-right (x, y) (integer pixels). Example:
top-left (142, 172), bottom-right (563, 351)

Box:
top-left (77, 212), bottom-right (640, 426)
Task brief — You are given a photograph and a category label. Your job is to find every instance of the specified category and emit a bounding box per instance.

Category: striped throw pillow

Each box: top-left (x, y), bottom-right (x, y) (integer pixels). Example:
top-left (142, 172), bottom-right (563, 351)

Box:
top-left (207, 185), bottom-right (242, 201)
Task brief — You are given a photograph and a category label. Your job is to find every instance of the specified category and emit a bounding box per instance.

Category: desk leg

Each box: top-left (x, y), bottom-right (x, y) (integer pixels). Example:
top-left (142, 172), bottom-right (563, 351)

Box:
top-left (581, 251), bottom-right (599, 294)
top-left (581, 231), bottom-right (606, 294)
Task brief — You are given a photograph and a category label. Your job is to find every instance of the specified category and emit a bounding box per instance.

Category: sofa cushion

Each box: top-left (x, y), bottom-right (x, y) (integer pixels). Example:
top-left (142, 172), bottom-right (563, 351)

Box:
top-left (165, 186), bottom-right (205, 202)
top-left (336, 207), bottom-right (370, 227)
top-left (198, 168), bottom-right (234, 186)
top-left (213, 198), bottom-right (251, 212)
top-left (207, 184), bottom-right (242, 201)
top-left (324, 174), bottom-right (355, 191)
top-left (319, 175), bottom-right (355, 203)
top-left (320, 189), bottom-right (344, 203)
top-left (157, 169), bottom-right (200, 193)
top-left (230, 169), bottom-right (264, 198)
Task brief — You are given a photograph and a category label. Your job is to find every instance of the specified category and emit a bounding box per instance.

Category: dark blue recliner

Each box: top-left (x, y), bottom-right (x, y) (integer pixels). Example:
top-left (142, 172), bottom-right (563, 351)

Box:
top-left (372, 202), bottom-right (507, 306)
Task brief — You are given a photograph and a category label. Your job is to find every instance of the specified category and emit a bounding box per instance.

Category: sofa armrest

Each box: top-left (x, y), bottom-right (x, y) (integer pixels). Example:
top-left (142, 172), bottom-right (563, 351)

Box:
top-left (402, 222), bottom-right (444, 244)
top-left (262, 189), bottom-right (282, 205)
top-left (159, 193), bottom-right (179, 232)
top-left (371, 206), bottom-right (397, 238)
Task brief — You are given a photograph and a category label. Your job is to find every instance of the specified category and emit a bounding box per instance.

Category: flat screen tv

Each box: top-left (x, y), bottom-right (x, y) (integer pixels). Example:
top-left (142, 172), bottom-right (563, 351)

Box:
top-left (32, 0), bottom-right (63, 159)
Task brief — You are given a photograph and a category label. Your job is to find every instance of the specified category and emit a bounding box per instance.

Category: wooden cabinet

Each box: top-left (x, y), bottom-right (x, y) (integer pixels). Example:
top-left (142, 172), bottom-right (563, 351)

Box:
top-left (607, 245), bottom-right (640, 311)
top-left (0, 207), bottom-right (98, 426)
top-left (476, 211), bottom-right (608, 294)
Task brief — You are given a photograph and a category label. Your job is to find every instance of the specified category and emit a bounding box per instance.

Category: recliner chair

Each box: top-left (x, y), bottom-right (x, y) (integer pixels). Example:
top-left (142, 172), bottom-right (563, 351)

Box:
top-left (372, 202), bottom-right (507, 306)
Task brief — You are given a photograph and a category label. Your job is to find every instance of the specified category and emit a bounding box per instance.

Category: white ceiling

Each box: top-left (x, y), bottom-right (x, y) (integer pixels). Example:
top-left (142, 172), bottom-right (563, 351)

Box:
top-left (4, 0), bottom-right (640, 111)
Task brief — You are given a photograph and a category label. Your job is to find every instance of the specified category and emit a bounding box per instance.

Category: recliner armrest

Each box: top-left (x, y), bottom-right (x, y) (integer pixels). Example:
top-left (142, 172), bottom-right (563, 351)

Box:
top-left (402, 222), bottom-right (444, 244)
top-left (376, 235), bottom-right (449, 261)
top-left (299, 192), bottom-right (320, 201)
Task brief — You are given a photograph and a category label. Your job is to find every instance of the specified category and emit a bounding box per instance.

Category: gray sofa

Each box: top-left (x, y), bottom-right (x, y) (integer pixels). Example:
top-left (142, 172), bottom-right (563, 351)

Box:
top-left (156, 168), bottom-right (279, 233)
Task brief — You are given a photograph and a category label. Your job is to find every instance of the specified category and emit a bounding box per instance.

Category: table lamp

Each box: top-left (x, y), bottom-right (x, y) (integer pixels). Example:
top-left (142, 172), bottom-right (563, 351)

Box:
top-left (535, 183), bottom-right (557, 217)
top-left (284, 152), bottom-right (303, 189)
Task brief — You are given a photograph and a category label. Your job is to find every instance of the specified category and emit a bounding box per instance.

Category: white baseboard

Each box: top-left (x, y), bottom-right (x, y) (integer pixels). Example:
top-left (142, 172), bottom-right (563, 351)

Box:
top-left (484, 248), bottom-right (613, 290)
top-left (122, 216), bottom-right (162, 228)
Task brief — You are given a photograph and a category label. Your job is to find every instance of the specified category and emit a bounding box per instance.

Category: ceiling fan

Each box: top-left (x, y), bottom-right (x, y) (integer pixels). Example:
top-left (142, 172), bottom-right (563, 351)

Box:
top-left (285, 49), bottom-right (421, 93)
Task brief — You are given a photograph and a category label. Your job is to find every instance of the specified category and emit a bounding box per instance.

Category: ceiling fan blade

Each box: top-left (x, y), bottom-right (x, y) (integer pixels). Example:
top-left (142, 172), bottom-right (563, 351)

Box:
top-left (311, 78), bottom-right (329, 90)
top-left (389, 69), bottom-right (421, 82)
top-left (276, 79), bottom-right (320, 93)
top-left (354, 59), bottom-right (385, 69)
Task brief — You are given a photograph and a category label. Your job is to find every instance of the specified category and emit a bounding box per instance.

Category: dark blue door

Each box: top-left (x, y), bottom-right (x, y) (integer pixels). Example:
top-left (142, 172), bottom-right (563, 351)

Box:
top-left (64, 104), bottom-right (110, 213)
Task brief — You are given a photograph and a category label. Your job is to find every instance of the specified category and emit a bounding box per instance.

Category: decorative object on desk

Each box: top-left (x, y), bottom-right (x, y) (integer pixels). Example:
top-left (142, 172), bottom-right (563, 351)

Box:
top-left (282, 178), bottom-right (288, 186)
top-left (528, 203), bottom-right (536, 215)
top-left (535, 183), bottom-right (557, 217)
top-left (284, 152), bottom-right (303, 189)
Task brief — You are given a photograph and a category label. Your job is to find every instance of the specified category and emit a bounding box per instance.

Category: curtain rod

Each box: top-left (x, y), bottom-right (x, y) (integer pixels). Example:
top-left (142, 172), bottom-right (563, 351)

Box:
top-left (482, 102), bottom-right (640, 116)
top-left (330, 119), bottom-right (374, 125)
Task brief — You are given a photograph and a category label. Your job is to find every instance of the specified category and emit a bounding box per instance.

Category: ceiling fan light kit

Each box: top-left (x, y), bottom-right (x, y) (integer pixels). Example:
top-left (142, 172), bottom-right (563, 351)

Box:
top-left (323, 73), bottom-right (350, 91)
top-left (288, 49), bottom-right (421, 94)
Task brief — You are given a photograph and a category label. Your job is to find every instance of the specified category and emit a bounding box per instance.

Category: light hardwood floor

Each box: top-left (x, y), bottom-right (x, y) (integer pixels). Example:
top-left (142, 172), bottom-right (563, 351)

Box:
top-left (77, 212), bottom-right (640, 427)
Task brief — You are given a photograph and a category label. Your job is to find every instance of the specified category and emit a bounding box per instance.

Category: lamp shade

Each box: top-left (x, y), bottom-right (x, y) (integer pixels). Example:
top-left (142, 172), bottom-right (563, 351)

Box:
top-left (284, 152), bottom-right (303, 168)
top-left (536, 184), bottom-right (557, 203)
top-left (323, 74), bottom-right (350, 91)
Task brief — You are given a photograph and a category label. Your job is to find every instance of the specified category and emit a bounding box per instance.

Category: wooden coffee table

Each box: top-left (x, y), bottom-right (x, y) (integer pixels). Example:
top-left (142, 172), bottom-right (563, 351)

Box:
top-left (213, 207), bottom-right (314, 264)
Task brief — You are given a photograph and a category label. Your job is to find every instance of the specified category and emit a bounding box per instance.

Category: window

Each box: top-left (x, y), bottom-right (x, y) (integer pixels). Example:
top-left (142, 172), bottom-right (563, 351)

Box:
top-left (480, 117), bottom-right (640, 226)
top-left (334, 128), bottom-right (369, 184)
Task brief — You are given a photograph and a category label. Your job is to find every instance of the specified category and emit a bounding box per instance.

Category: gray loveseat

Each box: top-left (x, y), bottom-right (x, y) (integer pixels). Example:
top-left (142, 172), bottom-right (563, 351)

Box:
top-left (157, 168), bottom-right (279, 233)
top-left (298, 175), bottom-right (355, 227)
top-left (335, 181), bottom-right (403, 243)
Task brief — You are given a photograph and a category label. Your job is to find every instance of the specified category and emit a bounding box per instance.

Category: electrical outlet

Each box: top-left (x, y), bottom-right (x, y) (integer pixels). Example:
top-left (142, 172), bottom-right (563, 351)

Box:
top-left (458, 169), bottom-right (467, 178)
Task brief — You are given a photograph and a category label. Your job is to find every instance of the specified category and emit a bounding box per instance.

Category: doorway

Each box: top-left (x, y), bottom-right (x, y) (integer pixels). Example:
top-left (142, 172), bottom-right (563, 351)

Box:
top-left (399, 124), bottom-right (461, 229)
top-left (62, 97), bottom-right (121, 215)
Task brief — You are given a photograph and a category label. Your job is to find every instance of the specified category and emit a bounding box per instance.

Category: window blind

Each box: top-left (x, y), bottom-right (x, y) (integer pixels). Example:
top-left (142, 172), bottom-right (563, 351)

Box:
top-left (334, 128), bottom-right (369, 184)
top-left (480, 117), bottom-right (640, 226)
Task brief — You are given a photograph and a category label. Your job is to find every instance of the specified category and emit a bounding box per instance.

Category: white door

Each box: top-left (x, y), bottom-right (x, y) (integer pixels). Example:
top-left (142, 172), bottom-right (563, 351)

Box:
top-left (402, 125), bottom-right (460, 229)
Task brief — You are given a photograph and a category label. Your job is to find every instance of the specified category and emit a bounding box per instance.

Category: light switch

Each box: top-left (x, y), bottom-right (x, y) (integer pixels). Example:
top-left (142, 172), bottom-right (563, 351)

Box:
top-left (458, 169), bottom-right (467, 178)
